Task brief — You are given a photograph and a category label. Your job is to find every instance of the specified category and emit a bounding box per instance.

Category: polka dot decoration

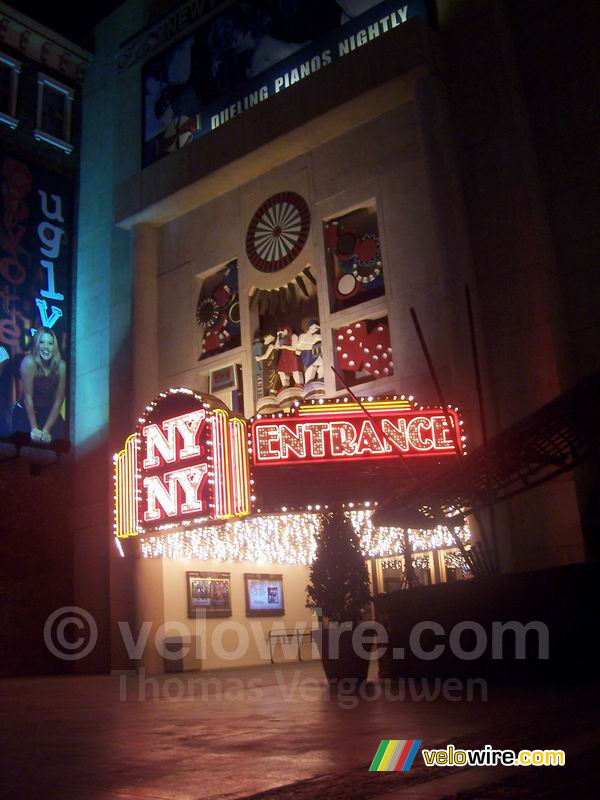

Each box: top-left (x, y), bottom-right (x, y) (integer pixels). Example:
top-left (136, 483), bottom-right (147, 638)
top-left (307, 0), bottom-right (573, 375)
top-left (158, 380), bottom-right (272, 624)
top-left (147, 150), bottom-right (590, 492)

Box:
top-left (335, 319), bottom-right (394, 379)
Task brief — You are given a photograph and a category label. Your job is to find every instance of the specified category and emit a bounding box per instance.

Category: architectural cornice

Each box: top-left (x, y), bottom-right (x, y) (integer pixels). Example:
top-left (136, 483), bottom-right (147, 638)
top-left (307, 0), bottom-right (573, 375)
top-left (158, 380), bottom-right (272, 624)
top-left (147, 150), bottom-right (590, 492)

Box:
top-left (0, 2), bottom-right (92, 83)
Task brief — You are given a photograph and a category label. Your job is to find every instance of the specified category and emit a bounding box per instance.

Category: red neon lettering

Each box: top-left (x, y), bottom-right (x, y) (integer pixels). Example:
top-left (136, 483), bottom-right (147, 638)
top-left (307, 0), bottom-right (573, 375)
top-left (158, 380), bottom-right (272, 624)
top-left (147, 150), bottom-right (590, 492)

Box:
top-left (432, 415), bottom-right (456, 450)
top-left (256, 425), bottom-right (281, 460)
top-left (330, 421), bottom-right (356, 456)
top-left (381, 417), bottom-right (409, 452)
top-left (303, 423), bottom-right (329, 457)
top-left (250, 406), bottom-right (462, 467)
top-left (407, 417), bottom-right (434, 450)
top-left (143, 410), bottom-right (206, 468)
top-left (355, 420), bottom-right (385, 455)
top-left (143, 464), bottom-right (208, 521)
top-left (280, 424), bottom-right (306, 459)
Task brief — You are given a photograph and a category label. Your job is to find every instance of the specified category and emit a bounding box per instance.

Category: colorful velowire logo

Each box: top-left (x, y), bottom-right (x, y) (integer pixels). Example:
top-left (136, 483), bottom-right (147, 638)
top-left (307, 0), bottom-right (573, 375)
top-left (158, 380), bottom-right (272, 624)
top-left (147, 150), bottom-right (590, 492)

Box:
top-left (370, 739), bottom-right (423, 772)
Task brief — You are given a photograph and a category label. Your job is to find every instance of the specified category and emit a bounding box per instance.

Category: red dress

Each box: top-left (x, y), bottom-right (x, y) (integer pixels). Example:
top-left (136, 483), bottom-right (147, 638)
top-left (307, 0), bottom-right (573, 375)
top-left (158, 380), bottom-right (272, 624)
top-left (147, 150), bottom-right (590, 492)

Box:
top-left (276, 327), bottom-right (303, 374)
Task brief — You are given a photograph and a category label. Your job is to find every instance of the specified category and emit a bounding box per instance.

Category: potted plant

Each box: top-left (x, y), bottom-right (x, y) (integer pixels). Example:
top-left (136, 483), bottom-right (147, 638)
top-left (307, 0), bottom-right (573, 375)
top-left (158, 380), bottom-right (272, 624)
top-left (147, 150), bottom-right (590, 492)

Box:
top-left (307, 510), bottom-right (373, 683)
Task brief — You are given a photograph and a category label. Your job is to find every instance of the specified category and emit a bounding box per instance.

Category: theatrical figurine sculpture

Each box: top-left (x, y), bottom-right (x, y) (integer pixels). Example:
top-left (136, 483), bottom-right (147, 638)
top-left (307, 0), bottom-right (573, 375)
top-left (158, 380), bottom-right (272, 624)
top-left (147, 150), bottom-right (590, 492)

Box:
top-left (254, 333), bottom-right (280, 396)
top-left (274, 325), bottom-right (304, 388)
top-left (296, 321), bottom-right (323, 383)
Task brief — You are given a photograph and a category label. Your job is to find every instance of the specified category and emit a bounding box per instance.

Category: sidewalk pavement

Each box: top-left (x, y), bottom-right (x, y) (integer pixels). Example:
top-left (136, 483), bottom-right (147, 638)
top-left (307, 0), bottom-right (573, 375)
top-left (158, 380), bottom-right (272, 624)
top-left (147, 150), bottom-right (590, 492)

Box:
top-left (1, 660), bottom-right (598, 799)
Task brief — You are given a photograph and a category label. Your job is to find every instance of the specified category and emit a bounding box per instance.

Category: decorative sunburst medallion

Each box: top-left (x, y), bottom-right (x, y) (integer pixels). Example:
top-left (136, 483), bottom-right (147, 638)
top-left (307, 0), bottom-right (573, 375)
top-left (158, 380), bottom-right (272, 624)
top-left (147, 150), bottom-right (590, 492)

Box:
top-left (246, 191), bottom-right (310, 273)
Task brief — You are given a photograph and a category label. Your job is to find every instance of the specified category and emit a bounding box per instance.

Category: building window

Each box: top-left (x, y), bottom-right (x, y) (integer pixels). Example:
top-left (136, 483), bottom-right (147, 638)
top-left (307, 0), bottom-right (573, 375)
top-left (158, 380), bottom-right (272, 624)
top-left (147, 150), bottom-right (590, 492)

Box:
top-left (323, 204), bottom-right (385, 313)
top-left (34, 74), bottom-right (74, 154)
top-left (196, 260), bottom-right (241, 360)
top-left (0, 53), bottom-right (20, 130)
top-left (208, 364), bottom-right (244, 413)
top-left (333, 315), bottom-right (394, 389)
top-left (379, 553), bottom-right (433, 592)
top-left (443, 549), bottom-right (472, 582)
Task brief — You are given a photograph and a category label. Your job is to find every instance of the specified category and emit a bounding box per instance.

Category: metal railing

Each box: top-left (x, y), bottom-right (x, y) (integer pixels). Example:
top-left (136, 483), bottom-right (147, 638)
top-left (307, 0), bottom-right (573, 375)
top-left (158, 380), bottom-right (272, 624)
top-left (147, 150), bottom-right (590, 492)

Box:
top-left (267, 629), bottom-right (314, 663)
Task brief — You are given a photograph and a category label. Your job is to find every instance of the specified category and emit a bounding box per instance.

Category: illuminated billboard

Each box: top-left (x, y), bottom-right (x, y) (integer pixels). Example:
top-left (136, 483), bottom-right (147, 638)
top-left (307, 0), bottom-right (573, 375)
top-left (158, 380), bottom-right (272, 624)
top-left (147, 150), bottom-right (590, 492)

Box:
top-left (0, 155), bottom-right (72, 444)
top-left (142, 0), bottom-right (426, 165)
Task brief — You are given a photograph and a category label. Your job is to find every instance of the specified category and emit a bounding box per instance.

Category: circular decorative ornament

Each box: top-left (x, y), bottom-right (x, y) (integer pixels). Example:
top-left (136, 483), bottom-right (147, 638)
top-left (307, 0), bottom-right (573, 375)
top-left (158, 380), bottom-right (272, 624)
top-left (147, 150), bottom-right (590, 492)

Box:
top-left (355, 234), bottom-right (379, 266)
top-left (246, 191), bottom-right (310, 273)
top-left (202, 332), bottom-right (221, 353)
top-left (202, 328), bottom-right (231, 355)
top-left (353, 234), bottom-right (382, 284)
top-left (353, 263), bottom-right (382, 284)
top-left (228, 300), bottom-right (240, 325)
top-left (196, 296), bottom-right (224, 329)
top-left (335, 272), bottom-right (360, 300)
top-left (335, 230), bottom-right (357, 258)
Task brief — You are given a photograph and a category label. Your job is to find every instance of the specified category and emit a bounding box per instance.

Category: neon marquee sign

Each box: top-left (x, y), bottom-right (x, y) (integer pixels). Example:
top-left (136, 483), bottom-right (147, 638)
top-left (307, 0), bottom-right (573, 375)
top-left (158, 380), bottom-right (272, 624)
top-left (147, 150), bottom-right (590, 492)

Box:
top-left (114, 389), bottom-right (251, 539)
top-left (114, 391), bottom-right (464, 540)
top-left (251, 399), bottom-right (461, 466)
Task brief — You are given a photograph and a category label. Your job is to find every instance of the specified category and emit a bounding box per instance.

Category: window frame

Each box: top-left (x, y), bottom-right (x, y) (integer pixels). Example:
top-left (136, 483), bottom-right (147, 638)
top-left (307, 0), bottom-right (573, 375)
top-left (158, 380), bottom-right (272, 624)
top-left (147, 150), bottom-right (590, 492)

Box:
top-left (34, 72), bottom-right (74, 154)
top-left (0, 52), bottom-right (21, 130)
top-left (322, 201), bottom-right (387, 316)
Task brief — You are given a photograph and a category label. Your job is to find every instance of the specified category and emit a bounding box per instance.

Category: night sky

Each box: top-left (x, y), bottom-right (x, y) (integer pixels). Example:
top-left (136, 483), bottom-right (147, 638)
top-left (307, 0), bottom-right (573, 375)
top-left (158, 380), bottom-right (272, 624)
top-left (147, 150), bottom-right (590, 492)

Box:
top-left (16, 0), bottom-right (124, 48)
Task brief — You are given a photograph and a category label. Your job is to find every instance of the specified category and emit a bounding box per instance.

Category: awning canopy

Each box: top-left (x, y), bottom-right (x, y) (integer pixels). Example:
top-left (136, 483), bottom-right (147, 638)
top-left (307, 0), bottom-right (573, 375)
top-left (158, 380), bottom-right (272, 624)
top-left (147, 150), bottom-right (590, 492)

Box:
top-left (374, 372), bottom-right (600, 527)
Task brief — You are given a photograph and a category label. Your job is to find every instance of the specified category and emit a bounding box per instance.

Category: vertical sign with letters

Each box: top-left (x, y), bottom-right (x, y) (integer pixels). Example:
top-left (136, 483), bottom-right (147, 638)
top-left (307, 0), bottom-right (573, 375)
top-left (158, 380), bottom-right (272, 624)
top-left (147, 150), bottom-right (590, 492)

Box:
top-left (0, 155), bottom-right (72, 439)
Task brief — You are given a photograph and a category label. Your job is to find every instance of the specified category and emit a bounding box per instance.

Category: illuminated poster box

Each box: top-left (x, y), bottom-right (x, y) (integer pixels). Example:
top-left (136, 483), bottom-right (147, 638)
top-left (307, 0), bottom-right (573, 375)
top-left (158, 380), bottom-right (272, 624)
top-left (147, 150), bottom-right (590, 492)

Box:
top-left (187, 571), bottom-right (232, 618)
top-left (245, 574), bottom-right (285, 617)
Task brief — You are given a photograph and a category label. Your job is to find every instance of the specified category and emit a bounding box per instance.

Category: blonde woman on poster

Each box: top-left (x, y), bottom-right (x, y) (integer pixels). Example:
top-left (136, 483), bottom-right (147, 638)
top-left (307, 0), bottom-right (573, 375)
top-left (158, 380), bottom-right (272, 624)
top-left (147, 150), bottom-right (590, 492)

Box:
top-left (12, 327), bottom-right (66, 443)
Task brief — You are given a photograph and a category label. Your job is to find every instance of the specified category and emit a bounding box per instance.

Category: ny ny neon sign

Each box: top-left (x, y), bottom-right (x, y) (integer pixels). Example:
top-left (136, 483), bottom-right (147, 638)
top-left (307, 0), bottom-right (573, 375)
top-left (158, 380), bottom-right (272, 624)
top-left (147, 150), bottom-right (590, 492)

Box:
top-left (114, 391), bottom-right (251, 538)
top-left (142, 410), bottom-right (209, 522)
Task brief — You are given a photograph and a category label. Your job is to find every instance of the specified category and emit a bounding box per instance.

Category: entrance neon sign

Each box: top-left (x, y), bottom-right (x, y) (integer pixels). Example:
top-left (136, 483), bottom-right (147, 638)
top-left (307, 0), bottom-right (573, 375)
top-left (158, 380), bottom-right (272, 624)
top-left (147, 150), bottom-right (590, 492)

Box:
top-left (251, 400), bottom-right (461, 465)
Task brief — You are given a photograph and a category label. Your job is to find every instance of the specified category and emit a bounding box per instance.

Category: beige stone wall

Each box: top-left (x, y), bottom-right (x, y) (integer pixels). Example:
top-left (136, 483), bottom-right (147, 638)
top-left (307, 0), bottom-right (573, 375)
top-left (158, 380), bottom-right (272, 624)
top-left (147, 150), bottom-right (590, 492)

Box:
top-left (136, 557), bottom-right (314, 672)
top-left (154, 100), bottom-right (476, 417)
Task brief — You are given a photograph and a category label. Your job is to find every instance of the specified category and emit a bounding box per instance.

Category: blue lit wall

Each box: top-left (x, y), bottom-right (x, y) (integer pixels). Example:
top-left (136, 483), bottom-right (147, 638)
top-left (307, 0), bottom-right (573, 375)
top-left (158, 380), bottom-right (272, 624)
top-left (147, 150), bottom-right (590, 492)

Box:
top-left (75, 2), bottom-right (146, 456)
top-left (73, 0), bottom-right (149, 672)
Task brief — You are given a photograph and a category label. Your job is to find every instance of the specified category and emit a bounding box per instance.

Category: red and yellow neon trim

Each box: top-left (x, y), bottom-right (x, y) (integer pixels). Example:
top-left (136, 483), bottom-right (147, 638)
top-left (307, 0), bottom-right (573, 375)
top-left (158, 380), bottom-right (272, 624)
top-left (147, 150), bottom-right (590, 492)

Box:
top-left (114, 433), bottom-right (139, 538)
top-left (296, 399), bottom-right (412, 415)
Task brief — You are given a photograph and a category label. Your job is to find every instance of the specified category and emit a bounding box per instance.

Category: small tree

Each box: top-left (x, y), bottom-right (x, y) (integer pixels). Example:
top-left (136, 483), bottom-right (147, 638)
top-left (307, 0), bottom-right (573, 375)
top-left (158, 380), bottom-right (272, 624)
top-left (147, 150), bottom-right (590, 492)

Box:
top-left (307, 510), bottom-right (372, 624)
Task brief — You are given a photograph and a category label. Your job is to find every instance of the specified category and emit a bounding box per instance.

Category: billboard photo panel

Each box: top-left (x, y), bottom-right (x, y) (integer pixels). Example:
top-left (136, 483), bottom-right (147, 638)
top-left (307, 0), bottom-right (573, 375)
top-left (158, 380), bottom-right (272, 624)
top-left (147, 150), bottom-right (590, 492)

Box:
top-left (0, 155), bottom-right (72, 445)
